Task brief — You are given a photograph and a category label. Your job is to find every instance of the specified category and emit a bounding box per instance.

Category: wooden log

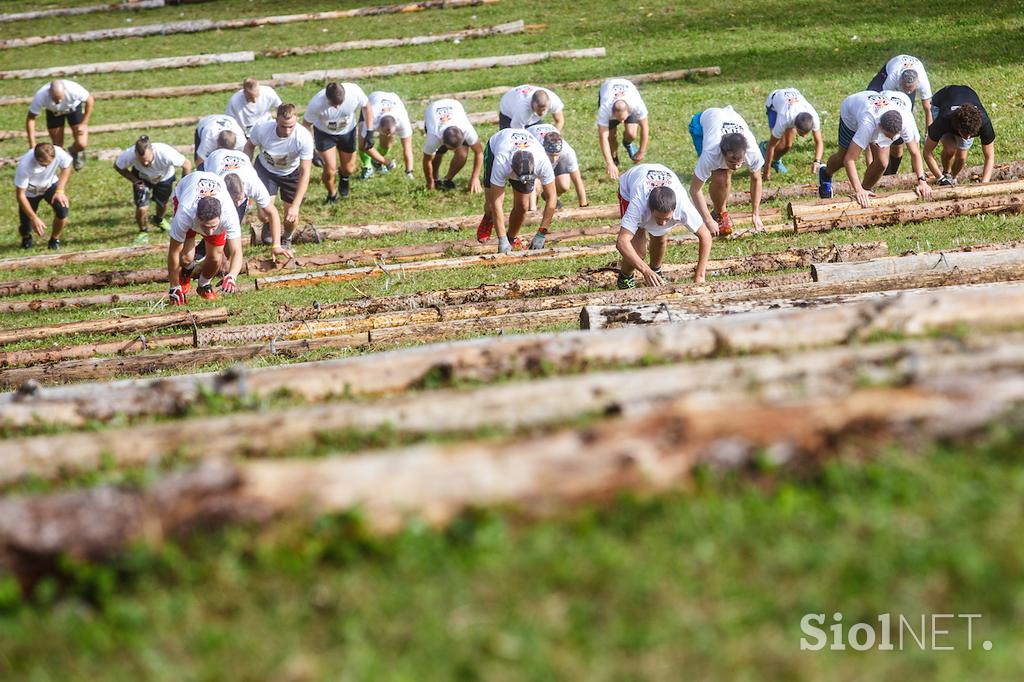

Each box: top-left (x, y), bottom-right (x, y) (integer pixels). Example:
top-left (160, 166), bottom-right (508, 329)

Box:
top-left (272, 48), bottom-right (607, 85)
top-left (260, 20), bottom-right (525, 57)
top-left (795, 193), bottom-right (1024, 232)
top-left (0, 0), bottom-right (164, 23)
top-left (0, 0), bottom-right (500, 50)
top-left (0, 51), bottom-right (254, 81)
top-left (788, 179), bottom-right (1024, 219)
top-left (0, 290), bottom-right (165, 314)
top-left (0, 307), bottom-right (227, 346)
top-left (2, 371), bottom-right (1022, 580)
top-left (0, 267), bottom-right (166, 297)
top-left (0, 244), bottom-right (162, 272)
top-left (811, 248), bottom-right (1024, 284)
top-left (3, 332), bottom-right (1019, 487)
top-left (0, 334), bottom-right (191, 368)
top-left (426, 66), bottom-right (722, 101)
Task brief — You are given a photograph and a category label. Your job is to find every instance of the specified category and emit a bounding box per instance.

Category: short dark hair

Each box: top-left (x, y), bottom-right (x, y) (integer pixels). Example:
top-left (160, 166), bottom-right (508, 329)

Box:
top-left (899, 69), bottom-right (919, 92)
top-left (794, 112), bottom-right (814, 134)
top-left (242, 77), bottom-right (259, 93)
top-left (325, 82), bottom-right (345, 106)
top-left (216, 130), bottom-right (237, 150)
top-left (442, 126), bottom-right (464, 149)
top-left (648, 186), bottom-right (677, 214)
top-left (531, 89), bottom-right (549, 110)
top-left (134, 134), bottom-right (151, 156)
top-left (33, 142), bottom-right (55, 164)
top-left (510, 150), bottom-right (534, 178)
top-left (196, 196), bottom-right (221, 221)
top-left (879, 110), bottom-right (903, 135)
top-left (223, 173), bottom-right (245, 203)
top-left (611, 99), bottom-right (630, 116)
top-left (379, 115), bottom-right (397, 135)
top-left (276, 103), bottom-right (297, 119)
top-left (720, 132), bottom-right (748, 157)
top-left (952, 104), bottom-right (983, 138)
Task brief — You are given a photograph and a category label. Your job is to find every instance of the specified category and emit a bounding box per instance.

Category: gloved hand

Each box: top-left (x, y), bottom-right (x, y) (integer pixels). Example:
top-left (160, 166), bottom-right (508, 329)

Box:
top-left (219, 274), bottom-right (238, 293)
top-left (498, 236), bottom-right (511, 254)
top-left (529, 231), bottom-right (546, 250)
top-left (169, 286), bottom-right (186, 306)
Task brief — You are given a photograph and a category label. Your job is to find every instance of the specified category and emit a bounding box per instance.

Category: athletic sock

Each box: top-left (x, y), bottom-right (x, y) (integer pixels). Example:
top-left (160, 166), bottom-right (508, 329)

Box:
top-left (198, 275), bottom-right (212, 288)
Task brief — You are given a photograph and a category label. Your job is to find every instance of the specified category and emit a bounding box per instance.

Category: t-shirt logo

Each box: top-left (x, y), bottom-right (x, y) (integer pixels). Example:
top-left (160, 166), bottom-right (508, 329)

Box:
top-left (720, 123), bottom-right (744, 135)
top-left (509, 132), bottom-right (532, 149)
top-left (645, 169), bottom-right (673, 188)
top-left (782, 90), bottom-right (800, 105)
top-left (611, 84), bottom-right (628, 99)
top-left (379, 99), bottom-right (395, 112)
top-left (867, 94), bottom-right (889, 109)
top-left (196, 178), bottom-right (219, 197)
top-left (221, 154), bottom-right (246, 171)
top-left (262, 151), bottom-right (289, 168)
top-left (436, 106), bottom-right (453, 124)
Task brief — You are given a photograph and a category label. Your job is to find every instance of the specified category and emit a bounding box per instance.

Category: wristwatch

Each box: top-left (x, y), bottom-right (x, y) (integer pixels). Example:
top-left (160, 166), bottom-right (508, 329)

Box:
top-left (918, 176), bottom-right (928, 183)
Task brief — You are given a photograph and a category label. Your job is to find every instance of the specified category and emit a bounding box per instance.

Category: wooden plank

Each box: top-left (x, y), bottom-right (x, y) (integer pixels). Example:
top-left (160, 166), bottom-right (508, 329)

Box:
top-left (811, 248), bottom-right (1024, 284)
top-left (0, 0), bottom-right (500, 50)
top-left (0, 0), bottom-right (164, 24)
top-left (0, 308), bottom-right (227, 346)
top-left (0, 51), bottom-right (254, 81)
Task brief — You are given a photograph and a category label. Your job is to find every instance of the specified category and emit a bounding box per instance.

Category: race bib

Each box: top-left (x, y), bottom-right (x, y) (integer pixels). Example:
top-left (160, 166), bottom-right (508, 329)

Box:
top-left (262, 151), bottom-right (290, 169)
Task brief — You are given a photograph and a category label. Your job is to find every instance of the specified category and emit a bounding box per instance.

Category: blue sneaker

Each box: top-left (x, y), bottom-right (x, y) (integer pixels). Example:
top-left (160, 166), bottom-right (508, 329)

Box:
top-left (624, 140), bottom-right (640, 162)
top-left (818, 166), bottom-right (833, 199)
top-left (772, 158), bottom-right (788, 174)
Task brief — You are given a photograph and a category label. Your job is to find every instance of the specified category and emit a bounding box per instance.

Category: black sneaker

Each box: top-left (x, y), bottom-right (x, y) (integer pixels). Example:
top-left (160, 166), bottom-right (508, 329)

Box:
top-left (339, 177), bottom-right (350, 197)
top-left (72, 149), bottom-right (85, 171)
top-left (312, 154), bottom-right (324, 168)
top-left (260, 222), bottom-right (273, 245)
top-left (281, 231), bottom-right (293, 249)
top-left (324, 193), bottom-right (339, 205)
top-left (20, 235), bottom-right (33, 249)
top-left (195, 240), bottom-right (206, 261)
top-left (47, 238), bottom-right (60, 250)
top-left (938, 174), bottom-right (957, 187)
top-left (438, 179), bottom-right (456, 191)
top-left (616, 271), bottom-right (636, 290)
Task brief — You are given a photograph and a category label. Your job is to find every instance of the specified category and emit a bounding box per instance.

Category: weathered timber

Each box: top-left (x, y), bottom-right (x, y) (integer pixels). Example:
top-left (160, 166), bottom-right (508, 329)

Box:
top-left (0, 268), bottom-right (166, 297)
top-left (0, 290), bottom-right (165, 314)
top-left (0, 0), bottom-right (500, 50)
top-left (0, 0), bottom-right (164, 23)
top-left (3, 333), bottom-right (1021, 487)
top-left (260, 20), bottom-right (525, 57)
top-left (795, 193), bottom-right (1024, 232)
top-left (0, 244), bottom-right (163, 272)
top-left (812, 248), bottom-right (1024, 284)
top-left (0, 334), bottom-right (191, 369)
top-left (272, 48), bottom-right (606, 84)
top-left (0, 308), bottom-right (227, 346)
top-left (0, 51), bottom-right (254, 81)
top-left (3, 371), bottom-right (1022, 580)
top-left (788, 179), bottom-right (1024, 219)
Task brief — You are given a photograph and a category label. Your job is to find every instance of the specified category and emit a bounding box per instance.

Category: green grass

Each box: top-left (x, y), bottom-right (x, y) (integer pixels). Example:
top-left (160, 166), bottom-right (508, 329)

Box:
top-left (2, 0), bottom-right (1024, 678)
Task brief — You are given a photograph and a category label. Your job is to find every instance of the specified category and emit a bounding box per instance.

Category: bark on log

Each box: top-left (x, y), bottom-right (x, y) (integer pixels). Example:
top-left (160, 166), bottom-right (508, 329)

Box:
top-left (0, 290), bottom-right (165, 314)
top-left (0, 334), bottom-right (191, 369)
top-left (426, 66), bottom-right (721, 101)
top-left (260, 20), bottom-right (525, 57)
top-left (811, 248), bottom-right (1024, 284)
top-left (0, 307), bottom-right (227, 346)
top-left (0, 0), bottom-right (500, 49)
top-left (0, 244), bottom-right (162, 272)
top-left (787, 179), bottom-right (1024, 219)
top-left (0, 267), bottom-right (166, 297)
top-left (0, 51), bottom-right (254, 81)
top-left (0, 0), bottom-right (164, 23)
top-left (272, 48), bottom-right (607, 84)
top-left (2, 370), bottom-right (1022, 580)
top-left (2, 333), bottom-right (1018, 487)
top-left (794, 193), bottom-right (1024, 232)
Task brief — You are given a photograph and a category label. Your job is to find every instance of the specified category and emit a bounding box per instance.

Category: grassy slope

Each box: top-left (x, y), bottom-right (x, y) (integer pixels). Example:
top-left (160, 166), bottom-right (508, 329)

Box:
top-left (1, 0), bottom-right (1024, 678)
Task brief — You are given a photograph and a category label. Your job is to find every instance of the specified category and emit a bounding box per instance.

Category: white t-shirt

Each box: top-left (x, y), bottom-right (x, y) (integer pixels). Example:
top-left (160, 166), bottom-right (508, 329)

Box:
top-left (359, 91), bottom-right (413, 139)
top-left (248, 120), bottom-right (315, 177)
top-left (195, 114), bottom-right (246, 160)
top-left (499, 85), bottom-right (564, 129)
top-left (694, 106), bottom-right (764, 182)
top-left (114, 142), bottom-right (186, 184)
top-left (596, 78), bottom-right (648, 127)
top-left (304, 84), bottom-right (368, 136)
top-left (618, 164), bottom-right (703, 238)
top-left (528, 123), bottom-right (578, 174)
top-left (880, 55), bottom-right (933, 101)
top-left (840, 90), bottom-right (920, 149)
top-left (225, 85), bottom-right (282, 135)
top-left (765, 88), bottom-right (821, 139)
top-left (28, 80), bottom-right (90, 116)
top-left (170, 171), bottom-right (241, 242)
top-left (486, 128), bottom-right (555, 187)
top-left (203, 147), bottom-right (272, 209)
top-left (13, 146), bottom-right (72, 198)
top-left (423, 98), bottom-right (479, 155)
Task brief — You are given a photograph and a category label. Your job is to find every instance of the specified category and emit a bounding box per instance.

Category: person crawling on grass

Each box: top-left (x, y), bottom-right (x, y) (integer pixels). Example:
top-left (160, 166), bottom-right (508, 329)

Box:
top-left (421, 98), bottom-right (484, 192)
top-left (167, 171), bottom-right (244, 304)
top-left (615, 163), bottom-right (713, 289)
top-left (865, 54), bottom-right (934, 175)
top-left (13, 142), bottom-right (72, 250)
top-left (303, 81), bottom-right (374, 203)
top-left (923, 85), bottom-right (997, 185)
top-left (357, 91), bottom-right (415, 180)
top-left (194, 114), bottom-right (245, 168)
top-left (687, 106), bottom-right (765, 236)
top-left (818, 90), bottom-right (931, 208)
top-left (596, 78), bottom-right (650, 180)
top-left (526, 125), bottom-right (588, 211)
top-left (476, 128), bottom-right (557, 254)
top-left (499, 84), bottom-right (565, 130)
top-left (760, 88), bottom-right (823, 181)
top-left (25, 79), bottom-right (93, 171)
top-left (114, 135), bottom-right (192, 235)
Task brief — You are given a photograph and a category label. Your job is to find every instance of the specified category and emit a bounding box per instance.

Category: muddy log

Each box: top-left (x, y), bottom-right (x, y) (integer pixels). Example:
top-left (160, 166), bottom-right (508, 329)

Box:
top-left (811, 248), bottom-right (1024, 284)
top-left (787, 179), bottom-right (1024, 219)
top-left (794, 194), bottom-right (1024, 232)
top-left (2, 371), bottom-right (1022, 581)
top-left (0, 307), bottom-right (227, 346)
top-left (4, 333), bottom-right (1022, 486)
top-left (0, 244), bottom-right (163, 272)
top-left (0, 334), bottom-right (192, 368)
top-left (0, 0), bottom-right (500, 50)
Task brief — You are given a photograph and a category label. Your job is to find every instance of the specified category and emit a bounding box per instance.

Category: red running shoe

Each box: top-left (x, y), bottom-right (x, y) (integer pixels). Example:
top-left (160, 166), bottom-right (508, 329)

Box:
top-left (712, 210), bottom-right (733, 236)
top-left (476, 214), bottom-right (494, 242)
top-left (197, 283), bottom-right (219, 301)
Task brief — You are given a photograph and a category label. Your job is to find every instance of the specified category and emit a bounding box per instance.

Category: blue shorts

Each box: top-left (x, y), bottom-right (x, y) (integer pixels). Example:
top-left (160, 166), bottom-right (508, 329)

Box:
top-left (688, 112), bottom-right (704, 156)
top-left (838, 119), bottom-right (856, 149)
top-left (765, 106), bottom-right (778, 134)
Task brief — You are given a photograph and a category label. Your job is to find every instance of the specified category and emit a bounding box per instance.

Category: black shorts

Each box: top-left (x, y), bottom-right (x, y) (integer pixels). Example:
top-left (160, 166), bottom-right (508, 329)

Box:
top-left (255, 156), bottom-right (301, 205)
top-left (131, 170), bottom-right (174, 208)
top-left (18, 183), bottom-right (68, 236)
top-left (482, 140), bottom-right (531, 194)
top-left (552, 156), bottom-right (574, 177)
top-left (235, 196), bottom-right (250, 222)
top-left (314, 126), bottom-right (357, 154)
top-left (45, 104), bottom-right (85, 130)
top-left (608, 113), bottom-right (639, 132)
top-left (498, 112), bottom-right (513, 130)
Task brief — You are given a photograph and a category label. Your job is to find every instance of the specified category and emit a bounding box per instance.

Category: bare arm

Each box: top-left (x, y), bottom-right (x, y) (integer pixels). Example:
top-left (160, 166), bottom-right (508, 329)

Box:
top-left (422, 153), bottom-right (436, 189)
top-left (980, 143), bottom-right (995, 183)
top-left (114, 162), bottom-right (138, 183)
top-left (762, 135), bottom-right (780, 180)
top-left (552, 111), bottom-right (565, 131)
top-left (167, 239), bottom-right (184, 290)
top-left (401, 136), bottom-right (414, 174)
top-left (16, 187), bottom-right (45, 235)
top-left (468, 141), bottom-right (484, 193)
top-left (616, 227), bottom-right (652, 277)
top-left (749, 171), bottom-right (764, 228)
top-left (812, 130), bottom-right (824, 171)
top-left (922, 136), bottom-right (943, 179)
top-left (637, 118), bottom-right (650, 158)
top-left (538, 182), bottom-right (557, 233)
top-left (570, 169), bottom-right (588, 206)
top-left (694, 224), bottom-right (713, 283)
top-left (82, 95), bottom-right (94, 124)
top-left (688, 175), bottom-right (718, 236)
top-left (25, 113), bottom-right (37, 148)
top-left (259, 203), bottom-right (287, 257)
top-left (292, 159), bottom-right (312, 208)
top-left (843, 143), bottom-right (871, 206)
top-left (181, 159), bottom-right (193, 176)
top-left (243, 140), bottom-right (255, 160)
top-left (922, 98), bottom-right (933, 129)
top-left (597, 125), bottom-right (617, 179)
top-left (906, 140), bottom-right (931, 199)
top-left (52, 165), bottom-right (72, 208)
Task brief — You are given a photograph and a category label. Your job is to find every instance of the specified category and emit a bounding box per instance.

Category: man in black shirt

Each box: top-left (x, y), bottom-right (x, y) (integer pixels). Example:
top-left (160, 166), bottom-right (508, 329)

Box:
top-left (924, 85), bottom-right (996, 185)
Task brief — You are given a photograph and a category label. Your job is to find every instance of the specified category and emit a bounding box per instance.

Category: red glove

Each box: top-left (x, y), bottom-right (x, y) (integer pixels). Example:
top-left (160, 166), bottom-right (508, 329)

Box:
top-left (169, 286), bottom-right (186, 306)
top-left (219, 274), bottom-right (238, 293)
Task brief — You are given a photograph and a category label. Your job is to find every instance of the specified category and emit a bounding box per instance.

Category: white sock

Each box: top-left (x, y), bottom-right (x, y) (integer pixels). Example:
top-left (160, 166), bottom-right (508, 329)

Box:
top-left (198, 275), bottom-right (212, 287)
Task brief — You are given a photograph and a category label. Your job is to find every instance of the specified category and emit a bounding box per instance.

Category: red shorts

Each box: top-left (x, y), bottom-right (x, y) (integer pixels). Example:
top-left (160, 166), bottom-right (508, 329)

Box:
top-left (618, 191), bottom-right (629, 218)
top-left (185, 229), bottom-right (227, 247)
